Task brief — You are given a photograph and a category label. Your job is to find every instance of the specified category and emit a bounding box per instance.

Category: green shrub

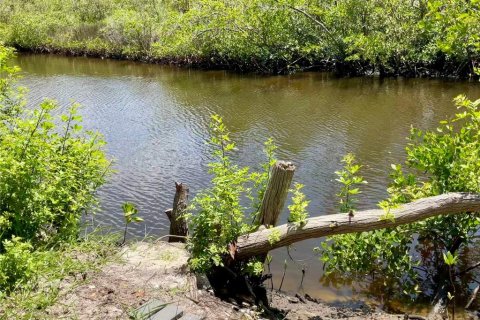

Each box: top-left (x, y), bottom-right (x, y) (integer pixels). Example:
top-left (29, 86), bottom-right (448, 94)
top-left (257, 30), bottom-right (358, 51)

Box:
top-left (185, 115), bottom-right (280, 273)
top-left (102, 8), bottom-right (159, 55)
top-left (72, 0), bottom-right (113, 23)
top-left (0, 100), bottom-right (110, 248)
top-left (287, 183), bottom-right (309, 226)
top-left (0, 0), bottom-right (479, 75)
top-left (0, 237), bottom-right (36, 293)
top-left (7, 14), bottom-right (51, 49)
top-left (0, 45), bottom-right (24, 117)
top-left (0, 45), bottom-right (111, 292)
top-left (185, 115), bottom-right (254, 272)
top-left (320, 95), bottom-right (480, 297)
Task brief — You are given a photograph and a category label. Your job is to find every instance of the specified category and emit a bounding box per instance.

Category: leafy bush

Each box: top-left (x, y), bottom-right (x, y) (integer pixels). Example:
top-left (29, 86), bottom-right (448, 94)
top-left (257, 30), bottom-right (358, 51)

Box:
top-left (186, 115), bottom-right (254, 272)
top-left (0, 45), bottom-right (110, 292)
top-left (72, 0), bottom-right (113, 23)
top-left (0, 45), bottom-right (24, 117)
top-left (8, 13), bottom-right (52, 49)
top-left (334, 153), bottom-right (367, 213)
top-left (1, 0), bottom-right (479, 76)
top-left (287, 183), bottom-right (309, 226)
top-left (321, 95), bottom-right (480, 297)
top-left (0, 237), bottom-right (35, 293)
top-left (185, 115), bottom-right (280, 273)
top-left (103, 8), bottom-right (159, 54)
top-left (0, 99), bottom-right (110, 248)
top-left (421, 0), bottom-right (480, 64)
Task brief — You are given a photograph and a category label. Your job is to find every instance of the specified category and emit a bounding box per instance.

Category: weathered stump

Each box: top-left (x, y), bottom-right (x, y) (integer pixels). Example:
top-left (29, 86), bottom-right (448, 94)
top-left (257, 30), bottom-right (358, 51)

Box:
top-left (256, 161), bottom-right (296, 227)
top-left (165, 182), bottom-right (189, 242)
top-left (254, 161), bottom-right (295, 265)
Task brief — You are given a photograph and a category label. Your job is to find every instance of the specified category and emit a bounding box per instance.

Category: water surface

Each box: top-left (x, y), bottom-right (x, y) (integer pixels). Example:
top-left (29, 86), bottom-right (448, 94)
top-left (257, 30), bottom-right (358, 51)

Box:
top-left (16, 54), bottom-right (480, 308)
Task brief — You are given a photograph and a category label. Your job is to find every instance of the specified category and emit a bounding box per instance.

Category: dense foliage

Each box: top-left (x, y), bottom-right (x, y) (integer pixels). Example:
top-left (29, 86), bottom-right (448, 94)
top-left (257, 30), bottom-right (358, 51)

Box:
top-left (186, 115), bottom-right (271, 272)
top-left (186, 115), bottom-right (308, 273)
top-left (187, 95), bottom-right (480, 306)
top-left (0, 234), bottom-right (117, 318)
top-left (0, 45), bottom-right (111, 294)
top-left (321, 95), bottom-right (480, 300)
top-left (0, 0), bottom-right (478, 76)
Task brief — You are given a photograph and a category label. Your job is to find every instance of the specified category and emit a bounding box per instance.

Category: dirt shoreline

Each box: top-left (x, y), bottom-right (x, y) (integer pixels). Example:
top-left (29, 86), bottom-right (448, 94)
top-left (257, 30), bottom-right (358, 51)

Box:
top-left (42, 241), bottom-right (416, 319)
top-left (13, 46), bottom-right (478, 79)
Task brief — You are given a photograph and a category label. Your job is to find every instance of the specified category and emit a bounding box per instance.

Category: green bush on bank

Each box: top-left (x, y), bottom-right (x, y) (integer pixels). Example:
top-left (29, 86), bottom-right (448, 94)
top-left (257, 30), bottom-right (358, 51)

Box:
top-left (321, 95), bottom-right (480, 298)
top-left (0, 234), bottom-right (118, 318)
top-left (0, 0), bottom-right (478, 76)
top-left (186, 94), bottom-right (480, 302)
top-left (0, 44), bottom-right (111, 296)
top-left (185, 116), bottom-right (309, 274)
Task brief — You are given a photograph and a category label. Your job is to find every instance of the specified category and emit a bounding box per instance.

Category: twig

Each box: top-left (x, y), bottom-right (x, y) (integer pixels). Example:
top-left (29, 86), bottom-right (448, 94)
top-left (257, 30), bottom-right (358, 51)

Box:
top-left (267, 256), bottom-right (273, 300)
top-left (457, 261), bottom-right (480, 276)
top-left (279, 260), bottom-right (287, 291)
top-left (299, 267), bottom-right (306, 292)
top-left (448, 265), bottom-right (456, 320)
top-left (282, 3), bottom-right (344, 49)
top-left (465, 285), bottom-right (479, 309)
top-left (286, 246), bottom-right (315, 265)
top-left (153, 234), bottom-right (189, 242)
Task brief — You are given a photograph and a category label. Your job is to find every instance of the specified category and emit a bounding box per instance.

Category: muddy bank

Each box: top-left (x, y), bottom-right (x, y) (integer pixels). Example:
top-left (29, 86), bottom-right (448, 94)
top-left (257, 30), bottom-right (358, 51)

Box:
top-left (13, 46), bottom-right (479, 79)
top-left (43, 241), bottom-right (411, 319)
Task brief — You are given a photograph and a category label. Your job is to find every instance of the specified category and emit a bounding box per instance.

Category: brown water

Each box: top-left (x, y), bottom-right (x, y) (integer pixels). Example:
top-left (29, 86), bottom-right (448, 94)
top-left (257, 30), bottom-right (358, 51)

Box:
top-left (16, 53), bottom-right (480, 310)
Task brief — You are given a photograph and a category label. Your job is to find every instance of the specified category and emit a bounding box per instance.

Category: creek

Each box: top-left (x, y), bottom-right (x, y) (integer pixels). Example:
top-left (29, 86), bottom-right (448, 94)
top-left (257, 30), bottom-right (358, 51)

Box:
top-left (16, 53), bottom-right (480, 315)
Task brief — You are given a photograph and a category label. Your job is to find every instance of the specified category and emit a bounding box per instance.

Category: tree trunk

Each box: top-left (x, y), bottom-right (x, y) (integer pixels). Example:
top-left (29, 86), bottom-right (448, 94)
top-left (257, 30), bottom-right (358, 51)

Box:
top-left (236, 193), bottom-right (480, 259)
top-left (256, 161), bottom-right (296, 227)
top-left (165, 182), bottom-right (189, 242)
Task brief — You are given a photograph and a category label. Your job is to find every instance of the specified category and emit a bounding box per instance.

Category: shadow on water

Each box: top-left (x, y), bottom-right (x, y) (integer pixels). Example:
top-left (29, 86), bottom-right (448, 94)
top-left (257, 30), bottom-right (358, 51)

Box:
top-left (15, 53), bottom-right (480, 316)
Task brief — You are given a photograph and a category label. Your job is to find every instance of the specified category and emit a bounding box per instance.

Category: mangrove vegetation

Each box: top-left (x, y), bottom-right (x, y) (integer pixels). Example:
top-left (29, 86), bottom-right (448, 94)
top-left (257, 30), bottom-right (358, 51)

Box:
top-left (0, 0), bottom-right (479, 76)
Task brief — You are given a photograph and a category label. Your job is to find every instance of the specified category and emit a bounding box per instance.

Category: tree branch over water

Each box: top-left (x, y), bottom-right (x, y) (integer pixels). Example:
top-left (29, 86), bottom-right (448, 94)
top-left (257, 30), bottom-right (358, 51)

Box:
top-left (236, 193), bottom-right (480, 259)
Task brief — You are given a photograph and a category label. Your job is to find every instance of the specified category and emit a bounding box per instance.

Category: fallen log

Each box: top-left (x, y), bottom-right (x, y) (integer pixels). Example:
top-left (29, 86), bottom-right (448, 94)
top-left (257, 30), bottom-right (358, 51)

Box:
top-left (236, 192), bottom-right (480, 259)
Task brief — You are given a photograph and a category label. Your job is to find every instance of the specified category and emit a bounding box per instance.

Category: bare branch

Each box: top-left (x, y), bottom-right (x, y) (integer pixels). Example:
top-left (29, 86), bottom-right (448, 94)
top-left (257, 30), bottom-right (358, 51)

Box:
top-left (236, 193), bottom-right (480, 259)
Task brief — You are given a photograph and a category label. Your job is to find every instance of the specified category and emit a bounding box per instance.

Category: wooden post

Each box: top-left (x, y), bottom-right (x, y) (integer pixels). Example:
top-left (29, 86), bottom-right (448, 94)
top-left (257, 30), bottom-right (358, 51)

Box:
top-left (165, 182), bottom-right (189, 242)
top-left (256, 161), bottom-right (296, 228)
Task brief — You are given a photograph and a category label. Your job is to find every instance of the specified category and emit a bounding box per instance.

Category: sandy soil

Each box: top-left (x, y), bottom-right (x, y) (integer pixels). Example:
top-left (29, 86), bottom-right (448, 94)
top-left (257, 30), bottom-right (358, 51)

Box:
top-left (45, 241), bottom-right (408, 319)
